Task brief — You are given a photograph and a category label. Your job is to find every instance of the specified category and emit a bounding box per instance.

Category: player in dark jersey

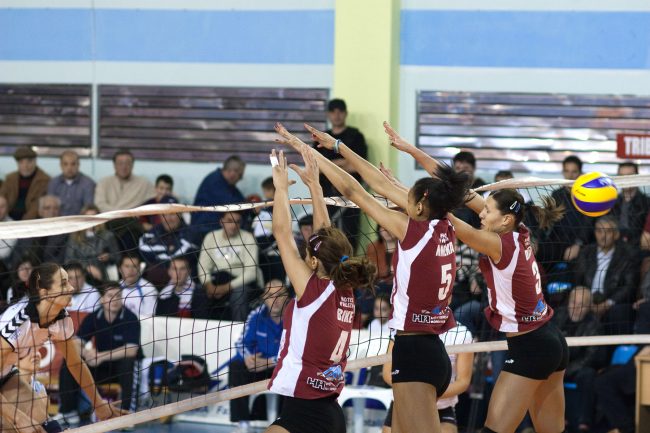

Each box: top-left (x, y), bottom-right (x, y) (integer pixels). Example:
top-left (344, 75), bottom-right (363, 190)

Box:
top-left (275, 123), bottom-right (470, 433)
top-left (385, 122), bottom-right (569, 433)
top-left (266, 147), bottom-right (375, 433)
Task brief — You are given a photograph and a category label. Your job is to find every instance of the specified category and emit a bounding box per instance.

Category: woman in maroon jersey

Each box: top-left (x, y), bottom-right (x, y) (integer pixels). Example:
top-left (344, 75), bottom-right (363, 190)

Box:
top-left (384, 122), bottom-right (569, 433)
top-left (275, 123), bottom-right (470, 433)
top-left (266, 147), bottom-right (375, 433)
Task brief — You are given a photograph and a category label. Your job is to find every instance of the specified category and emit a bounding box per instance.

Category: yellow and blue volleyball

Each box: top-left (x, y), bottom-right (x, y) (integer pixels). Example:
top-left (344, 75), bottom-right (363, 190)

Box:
top-left (571, 172), bottom-right (618, 217)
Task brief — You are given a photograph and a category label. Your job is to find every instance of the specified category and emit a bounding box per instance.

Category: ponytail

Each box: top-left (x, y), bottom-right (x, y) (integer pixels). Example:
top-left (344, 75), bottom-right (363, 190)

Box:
top-left (528, 195), bottom-right (565, 230)
top-left (330, 256), bottom-right (377, 293)
top-left (491, 189), bottom-right (565, 230)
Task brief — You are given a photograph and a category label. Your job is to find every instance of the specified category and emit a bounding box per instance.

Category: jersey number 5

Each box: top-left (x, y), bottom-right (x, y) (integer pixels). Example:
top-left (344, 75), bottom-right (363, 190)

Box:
top-left (438, 263), bottom-right (453, 301)
top-left (330, 330), bottom-right (350, 363)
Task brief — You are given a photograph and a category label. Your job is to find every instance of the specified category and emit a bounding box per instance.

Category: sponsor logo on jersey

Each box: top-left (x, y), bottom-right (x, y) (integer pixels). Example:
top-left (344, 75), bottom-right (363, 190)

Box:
top-left (308, 364), bottom-right (345, 391)
top-left (413, 307), bottom-right (450, 324)
top-left (337, 308), bottom-right (354, 324)
top-left (317, 364), bottom-right (344, 383)
top-left (521, 299), bottom-right (548, 322)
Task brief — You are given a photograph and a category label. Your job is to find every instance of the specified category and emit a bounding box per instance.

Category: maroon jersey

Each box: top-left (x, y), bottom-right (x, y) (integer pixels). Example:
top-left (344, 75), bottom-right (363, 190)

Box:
top-left (268, 274), bottom-right (354, 399)
top-left (388, 218), bottom-right (456, 334)
top-left (479, 224), bottom-right (553, 333)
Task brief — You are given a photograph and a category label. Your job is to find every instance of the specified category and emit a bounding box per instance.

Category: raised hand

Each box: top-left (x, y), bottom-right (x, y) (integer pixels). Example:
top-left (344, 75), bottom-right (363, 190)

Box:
top-left (270, 149), bottom-right (291, 190)
top-left (289, 146), bottom-right (320, 188)
top-left (379, 162), bottom-right (407, 191)
top-left (383, 121), bottom-right (415, 153)
top-left (274, 122), bottom-right (309, 151)
top-left (304, 123), bottom-right (336, 150)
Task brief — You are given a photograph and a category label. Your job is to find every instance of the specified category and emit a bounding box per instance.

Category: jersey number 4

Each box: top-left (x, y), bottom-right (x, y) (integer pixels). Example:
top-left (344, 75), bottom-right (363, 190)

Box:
top-left (438, 263), bottom-right (453, 301)
top-left (330, 330), bottom-right (350, 363)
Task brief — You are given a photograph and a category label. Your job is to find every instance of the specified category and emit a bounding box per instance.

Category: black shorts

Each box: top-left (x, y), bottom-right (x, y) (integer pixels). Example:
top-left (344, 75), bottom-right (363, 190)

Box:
top-left (271, 395), bottom-right (345, 433)
top-left (383, 401), bottom-right (457, 427)
top-left (392, 334), bottom-right (452, 395)
top-left (503, 320), bottom-right (569, 380)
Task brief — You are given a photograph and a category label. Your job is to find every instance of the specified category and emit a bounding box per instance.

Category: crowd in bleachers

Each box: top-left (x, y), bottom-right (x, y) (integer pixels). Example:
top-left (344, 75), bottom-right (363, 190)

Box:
top-left (1, 108), bottom-right (650, 432)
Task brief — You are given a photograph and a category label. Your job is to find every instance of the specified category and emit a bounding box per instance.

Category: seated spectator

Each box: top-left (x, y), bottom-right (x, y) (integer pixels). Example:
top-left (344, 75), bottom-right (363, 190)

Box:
top-left (139, 174), bottom-right (177, 232)
top-left (64, 204), bottom-right (120, 283)
top-left (611, 162), bottom-right (649, 247)
top-left (554, 287), bottom-right (608, 432)
top-left (6, 257), bottom-right (32, 305)
top-left (365, 226), bottom-right (396, 294)
top-left (118, 254), bottom-right (157, 318)
top-left (10, 195), bottom-right (68, 268)
top-left (451, 151), bottom-right (485, 228)
top-left (367, 294), bottom-right (391, 338)
top-left (252, 177), bottom-right (284, 284)
top-left (451, 240), bottom-right (483, 313)
top-left (294, 214), bottom-right (313, 259)
top-left (197, 212), bottom-right (262, 321)
top-left (191, 156), bottom-right (246, 245)
top-left (229, 280), bottom-right (287, 432)
top-left (0, 146), bottom-right (50, 220)
top-left (95, 149), bottom-right (154, 251)
top-left (64, 262), bottom-right (101, 314)
top-left (58, 281), bottom-right (141, 420)
top-left (594, 300), bottom-right (650, 433)
top-left (573, 216), bottom-right (639, 335)
top-left (47, 150), bottom-right (95, 216)
top-left (156, 257), bottom-right (195, 318)
top-left (0, 196), bottom-right (17, 265)
top-left (138, 212), bottom-right (195, 288)
top-left (538, 155), bottom-right (593, 269)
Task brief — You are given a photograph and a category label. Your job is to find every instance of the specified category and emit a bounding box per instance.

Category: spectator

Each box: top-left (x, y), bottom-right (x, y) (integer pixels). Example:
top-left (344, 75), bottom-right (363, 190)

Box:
top-left (611, 162), bottom-right (649, 246)
top-left (191, 156), bottom-right (246, 244)
top-left (58, 281), bottom-right (141, 420)
top-left (64, 262), bottom-right (101, 313)
top-left (295, 214), bottom-right (313, 259)
top-left (573, 216), bottom-right (639, 334)
top-left (538, 155), bottom-right (593, 269)
top-left (0, 196), bottom-right (17, 264)
top-left (229, 280), bottom-right (288, 432)
top-left (155, 257), bottom-right (195, 318)
top-left (139, 174), bottom-right (177, 232)
top-left (252, 177), bottom-right (284, 284)
top-left (313, 99), bottom-right (368, 251)
top-left (64, 204), bottom-right (120, 283)
top-left (10, 195), bottom-right (68, 268)
top-left (6, 257), bottom-right (32, 305)
top-left (593, 301), bottom-right (650, 433)
top-left (138, 212), bottom-right (195, 288)
top-left (367, 294), bottom-right (391, 338)
top-left (451, 240), bottom-right (483, 314)
top-left (47, 150), bottom-right (95, 216)
top-left (118, 254), bottom-right (157, 318)
top-left (554, 287), bottom-right (608, 432)
top-left (95, 149), bottom-right (154, 212)
top-left (197, 212), bottom-right (262, 321)
top-left (0, 146), bottom-right (50, 220)
top-left (365, 226), bottom-right (396, 294)
top-left (451, 151), bottom-right (484, 229)
top-left (95, 149), bottom-right (154, 251)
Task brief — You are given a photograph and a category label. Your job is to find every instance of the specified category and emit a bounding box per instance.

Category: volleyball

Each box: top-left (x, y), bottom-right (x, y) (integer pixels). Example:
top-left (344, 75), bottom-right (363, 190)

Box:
top-left (571, 172), bottom-right (618, 217)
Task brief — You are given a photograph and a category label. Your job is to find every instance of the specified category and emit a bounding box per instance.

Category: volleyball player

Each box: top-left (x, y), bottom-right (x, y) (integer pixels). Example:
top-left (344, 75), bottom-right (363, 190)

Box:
top-left (0, 262), bottom-right (126, 432)
top-left (381, 320), bottom-right (475, 433)
top-left (275, 123), bottom-right (470, 433)
top-left (266, 147), bottom-right (375, 433)
top-left (384, 122), bottom-right (569, 433)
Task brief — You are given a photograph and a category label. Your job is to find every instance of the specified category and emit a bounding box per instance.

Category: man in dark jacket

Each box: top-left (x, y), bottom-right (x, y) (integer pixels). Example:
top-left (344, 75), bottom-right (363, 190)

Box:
top-left (554, 287), bottom-right (608, 431)
top-left (610, 162), bottom-right (650, 246)
top-left (573, 216), bottom-right (640, 334)
top-left (190, 156), bottom-right (246, 245)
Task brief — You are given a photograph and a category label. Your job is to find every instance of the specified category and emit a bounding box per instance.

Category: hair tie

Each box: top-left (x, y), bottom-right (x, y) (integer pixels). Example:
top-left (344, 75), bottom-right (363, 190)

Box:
top-left (340, 255), bottom-right (349, 263)
top-left (509, 201), bottom-right (521, 213)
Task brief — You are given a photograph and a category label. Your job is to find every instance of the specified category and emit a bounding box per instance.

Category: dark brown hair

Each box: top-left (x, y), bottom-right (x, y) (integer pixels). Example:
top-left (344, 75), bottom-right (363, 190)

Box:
top-left (490, 189), bottom-right (565, 230)
top-left (27, 262), bottom-right (62, 302)
top-left (411, 163), bottom-right (470, 220)
top-left (307, 226), bottom-right (376, 291)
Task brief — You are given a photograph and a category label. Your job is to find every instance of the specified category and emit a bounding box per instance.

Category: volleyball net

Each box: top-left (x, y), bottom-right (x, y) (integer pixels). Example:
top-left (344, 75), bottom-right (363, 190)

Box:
top-left (0, 175), bottom-right (649, 432)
